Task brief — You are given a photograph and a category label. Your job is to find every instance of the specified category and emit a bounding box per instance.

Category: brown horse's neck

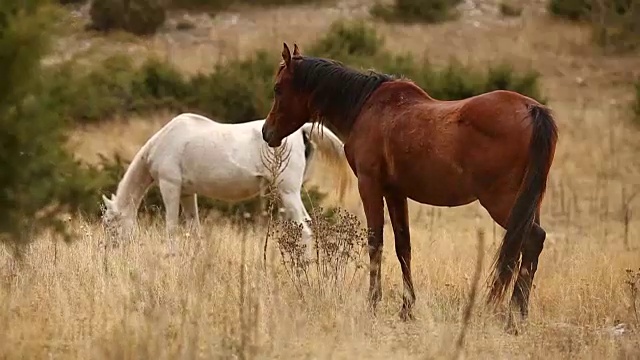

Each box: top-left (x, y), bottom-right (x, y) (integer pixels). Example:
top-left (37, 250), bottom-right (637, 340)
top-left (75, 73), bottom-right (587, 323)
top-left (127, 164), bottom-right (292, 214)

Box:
top-left (316, 116), bottom-right (353, 143)
top-left (294, 56), bottom-right (395, 142)
top-left (315, 79), bottom-right (434, 142)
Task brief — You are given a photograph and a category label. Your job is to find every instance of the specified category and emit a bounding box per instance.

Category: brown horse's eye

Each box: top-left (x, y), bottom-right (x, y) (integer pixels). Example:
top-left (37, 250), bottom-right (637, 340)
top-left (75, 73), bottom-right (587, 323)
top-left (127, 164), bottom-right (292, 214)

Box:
top-left (274, 85), bottom-right (281, 96)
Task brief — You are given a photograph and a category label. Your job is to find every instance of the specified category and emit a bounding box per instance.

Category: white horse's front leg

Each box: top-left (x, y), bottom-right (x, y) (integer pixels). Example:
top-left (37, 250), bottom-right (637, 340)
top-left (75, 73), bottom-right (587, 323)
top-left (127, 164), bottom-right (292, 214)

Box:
top-left (279, 189), bottom-right (313, 258)
top-left (180, 193), bottom-right (201, 238)
top-left (159, 179), bottom-right (181, 256)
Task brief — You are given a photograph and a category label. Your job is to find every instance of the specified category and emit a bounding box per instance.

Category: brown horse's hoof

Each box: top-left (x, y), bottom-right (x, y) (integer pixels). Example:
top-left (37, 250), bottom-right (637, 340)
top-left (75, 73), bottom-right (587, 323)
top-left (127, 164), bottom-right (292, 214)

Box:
top-left (505, 323), bottom-right (520, 335)
top-left (505, 314), bottom-right (528, 335)
top-left (399, 308), bottom-right (415, 322)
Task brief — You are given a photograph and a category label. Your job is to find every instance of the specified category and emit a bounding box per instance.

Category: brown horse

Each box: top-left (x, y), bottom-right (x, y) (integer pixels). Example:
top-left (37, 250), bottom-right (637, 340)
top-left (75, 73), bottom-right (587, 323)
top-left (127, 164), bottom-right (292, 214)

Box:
top-left (262, 43), bottom-right (558, 329)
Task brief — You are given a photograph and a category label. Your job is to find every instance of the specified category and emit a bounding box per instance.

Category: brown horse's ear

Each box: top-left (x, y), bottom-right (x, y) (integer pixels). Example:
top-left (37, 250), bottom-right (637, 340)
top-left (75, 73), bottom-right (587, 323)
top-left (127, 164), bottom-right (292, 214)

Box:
top-left (282, 42), bottom-right (292, 67)
top-left (293, 43), bottom-right (301, 56)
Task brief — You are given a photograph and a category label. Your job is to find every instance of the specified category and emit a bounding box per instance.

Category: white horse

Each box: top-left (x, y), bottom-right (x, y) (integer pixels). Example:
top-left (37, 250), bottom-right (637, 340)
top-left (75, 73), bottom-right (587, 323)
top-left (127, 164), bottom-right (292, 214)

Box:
top-left (101, 112), bottom-right (351, 251)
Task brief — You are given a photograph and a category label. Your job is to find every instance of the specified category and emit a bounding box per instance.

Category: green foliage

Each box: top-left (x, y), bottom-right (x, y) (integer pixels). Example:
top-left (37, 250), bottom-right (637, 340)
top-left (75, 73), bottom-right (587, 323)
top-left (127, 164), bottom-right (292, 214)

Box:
top-left (187, 51), bottom-right (276, 123)
top-left (548, 0), bottom-right (591, 20)
top-left (500, 0), bottom-right (523, 17)
top-left (58, 0), bottom-right (87, 4)
top-left (46, 51), bottom-right (276, 124)
top-left (167, 0), bottom-right (323, 11)
top-left (46, 19), bottom-right (545, 127)
top-left (309, 20), bottom-right (383, 59)
top-left (371, 0), bottom-right (462, 24)
top-left (548, 0), bottom-right (639, 52)
top-left (589, 0), bottom-right (640, 52)
top-left (0, 0), bottom-right (94, 254)
top-left (548, 0), bottom-right (634, 20)
top-left (306, 20), bottom-right (545, 103)
top-left (88, 0), bottom-right (167, 35)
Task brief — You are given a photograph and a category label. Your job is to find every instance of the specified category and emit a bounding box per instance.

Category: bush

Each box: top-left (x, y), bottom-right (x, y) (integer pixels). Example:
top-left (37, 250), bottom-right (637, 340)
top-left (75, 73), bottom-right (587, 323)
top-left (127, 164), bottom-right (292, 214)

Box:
top-left (187, 51), bottom-right (276, 123)
top-left (371, 0), bottom-right (462, 24)
top-left (46, 51), bottom-right (275, 124)
top-left (306, 20), bottom-right (545, 103)
top-left (590, 0), bottom-right (640, 52)
top-left (167, 0), bottom-right (323, 11)
top-left (548, 0), bottom-right (640, 52)
top-left (308, 20), bottom-right (382, 59)
top-left (500, 0), bottom-right (523, 17)
top-left (88, 0), bottom-right (167, 35)
top-left (548, 0), bottom-right (591, 20)
top-left (48, 19), bottom-right (545, 126)
top-left (0, 0), bottom-right (97, 255)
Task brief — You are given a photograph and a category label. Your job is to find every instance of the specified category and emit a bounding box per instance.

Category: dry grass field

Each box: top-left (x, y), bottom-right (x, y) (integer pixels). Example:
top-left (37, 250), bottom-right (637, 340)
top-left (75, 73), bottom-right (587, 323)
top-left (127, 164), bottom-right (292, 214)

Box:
top-left (2, 0), bottom-right (640, 358)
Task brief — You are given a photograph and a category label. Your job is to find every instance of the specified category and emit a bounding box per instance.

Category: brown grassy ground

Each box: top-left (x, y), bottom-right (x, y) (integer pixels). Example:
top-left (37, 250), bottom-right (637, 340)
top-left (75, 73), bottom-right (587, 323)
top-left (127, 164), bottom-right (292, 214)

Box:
top-left (2, 0), bottom-right (640, 358)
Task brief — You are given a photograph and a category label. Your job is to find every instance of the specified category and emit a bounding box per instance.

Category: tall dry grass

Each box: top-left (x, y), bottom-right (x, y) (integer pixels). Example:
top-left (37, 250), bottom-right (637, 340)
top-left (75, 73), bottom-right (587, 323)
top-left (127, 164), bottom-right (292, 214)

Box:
top-left (6, 0), bottom-right (639, 358)
top-left (0, 174), bottom-right (638, 359)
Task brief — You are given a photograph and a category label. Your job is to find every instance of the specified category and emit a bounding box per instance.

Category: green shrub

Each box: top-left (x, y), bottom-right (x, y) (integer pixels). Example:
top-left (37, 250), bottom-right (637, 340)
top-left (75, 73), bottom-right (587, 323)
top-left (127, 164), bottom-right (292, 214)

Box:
top-left (88, 0), bottom-right (166, 35)
top-left (167, 0), bottom-right (324, 11)
top-left (307, 21), bottom-right (545, 103)
top-left (46, 55), bottom-right (195, 123)
top-left (58, 0), bottom-right (87, 4)
top-left (308, 20), bottom-right (382, 59)
top-left (0, 0), bottom-right (97, 255)
top-left (48, 19), bottom-right (545, 126)
top-left (548, 0), bottom-right (639, 51)
top-left (187, 51), bottom-right (276, 123)
top-left (500, 0), bottom-right (523, 17)
top-left (371, 0), bottom-right (462, 24)
top-left (548, 0), bottom-right (634, 20)
top-left (47, 52), bottom-right (275, 124)
top-left (590, 0), bottom-right (640, 52)
top-left (548, 0), bottom-right (590, 20)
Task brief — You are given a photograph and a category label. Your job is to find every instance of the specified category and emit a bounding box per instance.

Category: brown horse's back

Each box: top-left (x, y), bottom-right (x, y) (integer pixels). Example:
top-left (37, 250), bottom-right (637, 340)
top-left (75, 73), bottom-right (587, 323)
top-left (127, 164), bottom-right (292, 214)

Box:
top-left (351, 83), bottom-right (539, 216)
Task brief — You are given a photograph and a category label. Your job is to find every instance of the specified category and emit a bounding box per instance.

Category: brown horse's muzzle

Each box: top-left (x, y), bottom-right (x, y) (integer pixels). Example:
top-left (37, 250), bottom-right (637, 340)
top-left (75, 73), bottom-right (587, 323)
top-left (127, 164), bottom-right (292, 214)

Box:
top-left (261, 123), bottom-right (282, 148)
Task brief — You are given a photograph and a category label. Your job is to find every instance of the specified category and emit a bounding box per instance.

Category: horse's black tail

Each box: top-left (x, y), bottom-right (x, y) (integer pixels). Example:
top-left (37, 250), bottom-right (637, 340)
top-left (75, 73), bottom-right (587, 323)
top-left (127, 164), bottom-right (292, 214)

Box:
top-left (486, 103), bottom-right (558, 306)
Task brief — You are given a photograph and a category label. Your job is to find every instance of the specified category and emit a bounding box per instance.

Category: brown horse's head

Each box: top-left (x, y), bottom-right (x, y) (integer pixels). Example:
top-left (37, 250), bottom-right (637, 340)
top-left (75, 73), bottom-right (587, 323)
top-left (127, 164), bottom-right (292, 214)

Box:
top-left (262, 42), bottom-right (308, 148)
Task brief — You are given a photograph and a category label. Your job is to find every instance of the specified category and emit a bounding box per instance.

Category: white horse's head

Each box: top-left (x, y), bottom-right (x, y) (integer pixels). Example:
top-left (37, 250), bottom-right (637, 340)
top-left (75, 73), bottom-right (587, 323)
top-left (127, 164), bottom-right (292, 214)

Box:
top-left (101, 193), bottom-right (135, 240)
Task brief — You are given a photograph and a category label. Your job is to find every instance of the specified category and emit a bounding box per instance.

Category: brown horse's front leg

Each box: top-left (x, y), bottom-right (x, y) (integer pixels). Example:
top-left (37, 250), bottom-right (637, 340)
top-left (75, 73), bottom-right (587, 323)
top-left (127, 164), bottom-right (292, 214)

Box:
top-left (385, 193), bottom-right (416, 321)
top-left (357, 175), bottom-right (385, 311)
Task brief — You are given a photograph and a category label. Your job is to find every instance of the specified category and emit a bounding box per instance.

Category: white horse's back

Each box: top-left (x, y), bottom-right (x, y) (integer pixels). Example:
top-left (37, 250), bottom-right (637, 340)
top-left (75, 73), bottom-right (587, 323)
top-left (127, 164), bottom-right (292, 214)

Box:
top-left (143, 113), bottom-right (305, 201)
top-left (102, 112), bottom-right (352, 255)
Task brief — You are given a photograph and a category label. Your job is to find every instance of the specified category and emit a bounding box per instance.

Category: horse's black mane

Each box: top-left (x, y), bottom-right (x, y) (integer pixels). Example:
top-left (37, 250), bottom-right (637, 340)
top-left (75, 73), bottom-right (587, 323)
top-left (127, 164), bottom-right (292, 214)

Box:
top-left (292, 56), bottom-right (394, 125)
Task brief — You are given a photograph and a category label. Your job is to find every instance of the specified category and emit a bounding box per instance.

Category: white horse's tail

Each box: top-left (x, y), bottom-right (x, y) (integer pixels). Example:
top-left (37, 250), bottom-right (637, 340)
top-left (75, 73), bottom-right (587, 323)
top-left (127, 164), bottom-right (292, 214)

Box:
top-left (301, 123), bottom-right (353, 203)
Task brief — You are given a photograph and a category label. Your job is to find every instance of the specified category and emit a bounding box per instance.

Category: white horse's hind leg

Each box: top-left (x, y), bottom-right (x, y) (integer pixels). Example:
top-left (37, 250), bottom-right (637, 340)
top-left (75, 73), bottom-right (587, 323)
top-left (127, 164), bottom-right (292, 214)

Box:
top-left (180, 193), bottom-right (201, 237)
top-left (279, 189), bottom-right (313, 258)
top-left (159, 178), bottom-right (181, 255)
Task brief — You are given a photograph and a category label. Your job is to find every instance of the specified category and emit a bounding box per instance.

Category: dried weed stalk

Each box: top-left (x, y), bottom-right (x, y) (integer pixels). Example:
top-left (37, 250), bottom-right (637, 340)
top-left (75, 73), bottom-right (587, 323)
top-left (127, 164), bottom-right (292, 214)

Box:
top-left (625, 267), bottom-right (640, 325)
top-left (271, 206), bottom-right (368, 302)
top-left (259, 139), bottom-right (292, 269)
top-left (452, 227), bottom-right (485, 360)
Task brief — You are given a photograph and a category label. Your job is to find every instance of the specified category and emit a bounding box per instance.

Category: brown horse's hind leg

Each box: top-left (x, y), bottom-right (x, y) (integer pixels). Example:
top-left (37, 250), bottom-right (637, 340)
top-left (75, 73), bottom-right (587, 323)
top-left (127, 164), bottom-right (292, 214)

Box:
top-left (385, 193), bottom-right (416, 321)
top-left (357, 175), bottom-right (385, 311)
top-left (481, 190), bottom-right (545, 334)
top-left (508, 212), bottom-right (545, 332)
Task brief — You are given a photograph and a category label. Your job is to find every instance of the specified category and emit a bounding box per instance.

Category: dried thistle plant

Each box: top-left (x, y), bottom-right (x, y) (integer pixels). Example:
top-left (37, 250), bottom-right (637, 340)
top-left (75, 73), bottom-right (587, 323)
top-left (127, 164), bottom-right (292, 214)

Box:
top-left (271, 206), bottom-right (368, 302)
top-left (624, 267), bottom-right (640, 325)
top-left (260, 139), bottom-right (292, 269)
